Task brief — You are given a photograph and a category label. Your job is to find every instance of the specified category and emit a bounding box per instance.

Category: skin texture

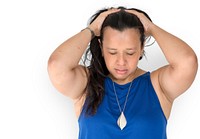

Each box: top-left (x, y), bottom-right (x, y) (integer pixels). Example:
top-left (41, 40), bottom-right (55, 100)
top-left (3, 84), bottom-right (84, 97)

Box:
top-left (47, 8), bottom-right (198, 119)
top-left (101, 27), bottom-right (142, 84)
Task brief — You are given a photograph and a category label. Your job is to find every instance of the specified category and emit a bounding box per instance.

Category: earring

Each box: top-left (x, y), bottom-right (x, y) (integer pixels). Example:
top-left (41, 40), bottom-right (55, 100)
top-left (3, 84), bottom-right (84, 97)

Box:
top-left (139, 50), bottom-right (145, 60)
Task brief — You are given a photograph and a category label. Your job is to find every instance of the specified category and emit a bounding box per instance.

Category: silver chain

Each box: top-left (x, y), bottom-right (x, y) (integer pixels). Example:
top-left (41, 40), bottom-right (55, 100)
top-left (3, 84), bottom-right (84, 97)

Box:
top-left (112, 80), bottom-right (133, 113)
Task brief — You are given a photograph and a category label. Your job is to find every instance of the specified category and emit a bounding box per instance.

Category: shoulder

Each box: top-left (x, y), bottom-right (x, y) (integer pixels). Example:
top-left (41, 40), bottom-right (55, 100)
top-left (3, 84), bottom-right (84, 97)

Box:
top-left (135, 68), bottom-right (148, 78)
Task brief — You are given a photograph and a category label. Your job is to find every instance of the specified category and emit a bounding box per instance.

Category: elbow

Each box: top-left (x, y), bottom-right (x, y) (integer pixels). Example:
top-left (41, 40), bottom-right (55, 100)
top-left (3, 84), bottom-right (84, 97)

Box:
top-left (188, 51), bottom-right (198, 71)
top-left (47, 54), bottom-right (63, 78)
top-left (47, 53), bottom-right (65, 72)
top-left (183, 52), bottom-right (198, 77)
top-left (173, 51), bottom-right (198, 77)
top-left (47, 55), bottom-right (57, 73)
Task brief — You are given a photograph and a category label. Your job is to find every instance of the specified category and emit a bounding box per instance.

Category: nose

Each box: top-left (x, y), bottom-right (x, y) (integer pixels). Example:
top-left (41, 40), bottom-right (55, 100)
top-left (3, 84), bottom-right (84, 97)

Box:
top-left (116, 53), bottom-right (126, 66)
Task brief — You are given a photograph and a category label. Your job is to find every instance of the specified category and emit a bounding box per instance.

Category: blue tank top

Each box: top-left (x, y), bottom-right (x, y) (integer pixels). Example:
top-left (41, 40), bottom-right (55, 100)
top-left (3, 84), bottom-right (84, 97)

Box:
top-left (78, 72), bottom-right (167, 139)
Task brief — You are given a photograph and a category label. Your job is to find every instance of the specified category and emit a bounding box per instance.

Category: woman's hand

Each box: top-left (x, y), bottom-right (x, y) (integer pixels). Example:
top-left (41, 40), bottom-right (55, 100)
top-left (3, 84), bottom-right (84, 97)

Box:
top-left (125, 10), bottom-right (154, 37)
top-left (89, 8), bottom-right (120, 36)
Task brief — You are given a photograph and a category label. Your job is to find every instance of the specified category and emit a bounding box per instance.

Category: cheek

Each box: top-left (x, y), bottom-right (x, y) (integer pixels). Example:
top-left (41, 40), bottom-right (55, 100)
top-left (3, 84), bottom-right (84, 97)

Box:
top-left (129, 57), bottom-right (139, 66)
top-left (103, 53), bottom-right (113, 66)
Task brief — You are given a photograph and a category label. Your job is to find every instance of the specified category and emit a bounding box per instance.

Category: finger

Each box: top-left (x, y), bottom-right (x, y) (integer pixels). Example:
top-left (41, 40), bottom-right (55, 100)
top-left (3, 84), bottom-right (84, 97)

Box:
top-left (107, 8), bottom-right (120, 14)
top-left (125, 9), bottom-right (140, 16)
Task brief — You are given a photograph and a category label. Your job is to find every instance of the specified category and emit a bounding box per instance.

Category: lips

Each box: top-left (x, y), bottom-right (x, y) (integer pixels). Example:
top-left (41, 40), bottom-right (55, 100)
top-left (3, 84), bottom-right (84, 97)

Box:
top-left (115, 69), bottom-right (128, 74)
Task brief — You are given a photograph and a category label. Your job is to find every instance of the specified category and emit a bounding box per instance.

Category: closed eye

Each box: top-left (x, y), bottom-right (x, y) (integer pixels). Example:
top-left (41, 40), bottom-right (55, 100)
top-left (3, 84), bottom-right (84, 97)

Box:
top-left (126, 52), bottom-right (135, 55)
top-left (109, 52), bottom-right (117, 55)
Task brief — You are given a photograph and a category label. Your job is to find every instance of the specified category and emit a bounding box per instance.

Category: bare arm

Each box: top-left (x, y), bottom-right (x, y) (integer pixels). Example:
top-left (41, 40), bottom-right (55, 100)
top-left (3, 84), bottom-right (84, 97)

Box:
top-left (47, 9), bottom-right (120, 100)
top-left (151, 24), bottom-right (198, 101)
top-left (127, 10), bottom-right (198, 101)
top-left (47, 29), bottom-right (92, 100)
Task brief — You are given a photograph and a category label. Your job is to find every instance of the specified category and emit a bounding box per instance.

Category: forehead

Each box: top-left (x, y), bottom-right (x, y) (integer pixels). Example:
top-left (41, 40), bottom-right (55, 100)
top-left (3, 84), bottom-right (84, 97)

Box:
top-left (102, 27), bottom-right (141, 49)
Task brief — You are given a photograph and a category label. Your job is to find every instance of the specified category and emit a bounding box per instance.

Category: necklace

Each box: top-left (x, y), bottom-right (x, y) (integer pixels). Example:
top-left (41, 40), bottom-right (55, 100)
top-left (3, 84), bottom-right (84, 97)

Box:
top-left (112, 80), bottom-right (133, 130)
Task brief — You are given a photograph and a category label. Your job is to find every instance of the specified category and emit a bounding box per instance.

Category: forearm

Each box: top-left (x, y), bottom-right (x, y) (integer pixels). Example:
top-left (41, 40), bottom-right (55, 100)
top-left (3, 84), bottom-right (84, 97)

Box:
top-left (151, 24), bottom-right (196, 68)
top-left (48, 28), bottom-right (92, 71)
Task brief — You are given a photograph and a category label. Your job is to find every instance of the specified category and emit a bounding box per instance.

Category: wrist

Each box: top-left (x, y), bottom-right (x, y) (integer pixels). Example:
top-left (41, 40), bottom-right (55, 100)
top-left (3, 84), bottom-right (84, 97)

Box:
top-left (147, 23), bottom-right (157, 36)
top-left (82, 27), bottom-right (95, 39)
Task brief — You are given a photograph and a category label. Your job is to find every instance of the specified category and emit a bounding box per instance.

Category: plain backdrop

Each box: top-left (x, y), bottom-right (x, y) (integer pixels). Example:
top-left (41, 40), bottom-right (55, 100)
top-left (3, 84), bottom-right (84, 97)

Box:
top-left (0, 0), bottom-right (199, 139)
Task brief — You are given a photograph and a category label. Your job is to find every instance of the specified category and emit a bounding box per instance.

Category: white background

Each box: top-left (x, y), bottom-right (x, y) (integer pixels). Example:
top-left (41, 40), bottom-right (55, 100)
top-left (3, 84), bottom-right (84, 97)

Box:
top-left (0, 0), bottom-right (199, 139)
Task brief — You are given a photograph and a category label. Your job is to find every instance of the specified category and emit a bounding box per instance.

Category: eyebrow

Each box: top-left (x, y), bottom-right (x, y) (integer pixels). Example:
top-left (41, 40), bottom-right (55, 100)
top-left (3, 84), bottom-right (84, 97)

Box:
top-left (106, 47), bottom-right (136, 50)
top-left (107, 48), bottom-right (117, 50)
top-left (126, 48), bottom-right (136, 50)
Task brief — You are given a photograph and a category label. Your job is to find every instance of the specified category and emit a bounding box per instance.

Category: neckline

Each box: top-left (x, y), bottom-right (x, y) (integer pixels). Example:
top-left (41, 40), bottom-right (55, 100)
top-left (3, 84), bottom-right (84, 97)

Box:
top-left (107, 71), bottom-right (150, 86)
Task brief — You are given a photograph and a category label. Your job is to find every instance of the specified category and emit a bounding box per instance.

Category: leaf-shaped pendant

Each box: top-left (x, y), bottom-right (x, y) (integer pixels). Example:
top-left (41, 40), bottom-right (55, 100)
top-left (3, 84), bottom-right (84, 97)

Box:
top-left (117, 112), bottom-right (127, 130)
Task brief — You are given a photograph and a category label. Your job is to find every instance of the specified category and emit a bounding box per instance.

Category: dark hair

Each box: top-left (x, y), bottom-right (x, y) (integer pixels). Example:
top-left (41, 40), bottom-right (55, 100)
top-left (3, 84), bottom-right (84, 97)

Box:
top-left (83, 6), bottom-right (152, 115)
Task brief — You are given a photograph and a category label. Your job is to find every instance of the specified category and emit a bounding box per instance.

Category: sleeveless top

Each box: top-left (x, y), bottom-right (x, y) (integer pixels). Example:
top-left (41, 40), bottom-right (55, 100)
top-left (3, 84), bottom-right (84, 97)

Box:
top-left (78, 72), bottom-right (167, 139)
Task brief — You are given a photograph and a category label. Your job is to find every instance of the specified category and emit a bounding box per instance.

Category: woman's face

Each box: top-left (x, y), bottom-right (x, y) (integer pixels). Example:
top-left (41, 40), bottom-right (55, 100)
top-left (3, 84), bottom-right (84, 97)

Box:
top-left (102, 27), bottom-right (143, 84)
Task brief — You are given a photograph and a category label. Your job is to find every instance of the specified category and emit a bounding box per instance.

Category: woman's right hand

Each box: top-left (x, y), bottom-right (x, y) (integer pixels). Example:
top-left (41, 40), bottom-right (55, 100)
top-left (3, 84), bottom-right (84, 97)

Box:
top-left (88, 8), bottom-right (120, 36)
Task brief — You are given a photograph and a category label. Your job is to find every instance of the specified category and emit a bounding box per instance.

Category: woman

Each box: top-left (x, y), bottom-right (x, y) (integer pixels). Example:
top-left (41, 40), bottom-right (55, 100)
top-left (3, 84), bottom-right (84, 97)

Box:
top-left (47, 7), bottom-right (198, 139)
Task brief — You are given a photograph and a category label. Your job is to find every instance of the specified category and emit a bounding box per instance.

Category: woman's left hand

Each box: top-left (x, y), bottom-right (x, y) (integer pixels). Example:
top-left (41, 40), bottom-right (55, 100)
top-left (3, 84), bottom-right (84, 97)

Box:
top-left (125, 10), bottom-right (154, 37)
